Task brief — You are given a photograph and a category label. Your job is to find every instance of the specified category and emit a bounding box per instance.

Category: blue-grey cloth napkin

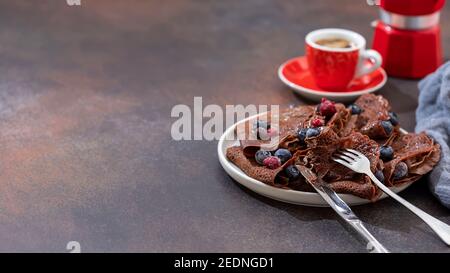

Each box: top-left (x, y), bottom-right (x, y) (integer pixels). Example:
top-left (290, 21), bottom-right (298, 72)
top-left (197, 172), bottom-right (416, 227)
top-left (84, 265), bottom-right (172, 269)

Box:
top-left (416, 61), bottom-right (450, 209)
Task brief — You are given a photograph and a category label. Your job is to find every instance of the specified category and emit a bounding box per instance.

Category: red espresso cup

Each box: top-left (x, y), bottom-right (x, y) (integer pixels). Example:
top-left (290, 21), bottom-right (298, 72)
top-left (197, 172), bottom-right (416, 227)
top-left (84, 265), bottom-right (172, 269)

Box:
top-left (306, 28), bottom-right (382, 91)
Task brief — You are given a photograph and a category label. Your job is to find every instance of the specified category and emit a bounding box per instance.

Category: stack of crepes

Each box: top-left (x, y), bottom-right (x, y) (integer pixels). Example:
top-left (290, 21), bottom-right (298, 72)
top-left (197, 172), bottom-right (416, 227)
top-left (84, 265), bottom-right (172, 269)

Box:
top-left (226, 94), bottom-right (441, 200)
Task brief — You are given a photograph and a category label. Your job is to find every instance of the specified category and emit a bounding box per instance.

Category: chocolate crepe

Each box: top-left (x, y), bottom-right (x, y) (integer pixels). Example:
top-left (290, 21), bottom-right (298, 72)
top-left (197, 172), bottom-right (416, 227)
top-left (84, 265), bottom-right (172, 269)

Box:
top-left (236, 105), bottom-right (315, 157)
top-left (226, 94), bottom-right (441, 200)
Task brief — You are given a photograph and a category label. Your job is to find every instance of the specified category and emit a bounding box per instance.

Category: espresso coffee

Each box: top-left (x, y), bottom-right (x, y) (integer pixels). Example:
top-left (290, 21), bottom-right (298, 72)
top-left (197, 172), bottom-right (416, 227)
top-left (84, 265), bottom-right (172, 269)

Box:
top-left (315, 38), bottom-right (355, 49)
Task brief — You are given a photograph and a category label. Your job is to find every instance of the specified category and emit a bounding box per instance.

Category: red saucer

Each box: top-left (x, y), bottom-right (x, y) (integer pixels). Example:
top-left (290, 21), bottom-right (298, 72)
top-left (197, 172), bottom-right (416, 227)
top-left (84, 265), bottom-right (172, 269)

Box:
top-left (278, 56), bottom-right (387, 102)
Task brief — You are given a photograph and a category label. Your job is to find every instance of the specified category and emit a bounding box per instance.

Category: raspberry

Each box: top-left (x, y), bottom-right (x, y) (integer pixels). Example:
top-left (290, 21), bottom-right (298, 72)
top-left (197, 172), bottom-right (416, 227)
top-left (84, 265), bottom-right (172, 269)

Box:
top-left (263, 156), bottom-right (282, 169)
top-left (319, 98), bottom-right (336, 118)
top-left (311, 118), bottom-right (324, 127)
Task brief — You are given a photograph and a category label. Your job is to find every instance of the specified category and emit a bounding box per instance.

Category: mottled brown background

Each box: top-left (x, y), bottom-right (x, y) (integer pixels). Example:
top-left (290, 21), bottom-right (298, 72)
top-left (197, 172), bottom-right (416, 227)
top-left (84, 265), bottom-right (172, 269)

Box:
top-left (0, 0), bottom-right (449, 252)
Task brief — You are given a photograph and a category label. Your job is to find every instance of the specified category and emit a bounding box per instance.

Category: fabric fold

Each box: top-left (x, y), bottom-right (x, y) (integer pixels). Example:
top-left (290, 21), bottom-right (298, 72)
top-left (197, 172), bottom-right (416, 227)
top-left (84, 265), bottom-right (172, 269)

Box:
top-left (416, 62), bottom-right (450, 209)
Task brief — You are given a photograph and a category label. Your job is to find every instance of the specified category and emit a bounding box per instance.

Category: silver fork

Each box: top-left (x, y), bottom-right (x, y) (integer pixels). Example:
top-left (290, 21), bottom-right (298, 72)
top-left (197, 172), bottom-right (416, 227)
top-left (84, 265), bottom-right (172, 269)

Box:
top-left (333, 148), bottom-right (450, 246)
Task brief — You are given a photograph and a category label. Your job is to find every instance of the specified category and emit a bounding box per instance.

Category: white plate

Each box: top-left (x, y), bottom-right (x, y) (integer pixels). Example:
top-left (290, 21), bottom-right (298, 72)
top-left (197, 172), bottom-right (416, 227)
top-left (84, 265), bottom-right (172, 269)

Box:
top-left (218, 114), bottom-right (412, 207)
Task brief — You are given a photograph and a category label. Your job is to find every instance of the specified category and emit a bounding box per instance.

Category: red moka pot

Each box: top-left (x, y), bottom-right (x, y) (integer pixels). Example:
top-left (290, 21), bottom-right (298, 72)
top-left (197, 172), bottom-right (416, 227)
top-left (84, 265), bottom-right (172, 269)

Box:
top-left (372, 0), bottom-right (445, 78)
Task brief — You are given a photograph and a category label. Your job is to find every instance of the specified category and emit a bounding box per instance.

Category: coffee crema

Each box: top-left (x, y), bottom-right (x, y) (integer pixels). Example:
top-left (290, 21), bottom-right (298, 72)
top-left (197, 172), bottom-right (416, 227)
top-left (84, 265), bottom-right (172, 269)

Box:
top-left (315, 38), bottom-right (356, 49)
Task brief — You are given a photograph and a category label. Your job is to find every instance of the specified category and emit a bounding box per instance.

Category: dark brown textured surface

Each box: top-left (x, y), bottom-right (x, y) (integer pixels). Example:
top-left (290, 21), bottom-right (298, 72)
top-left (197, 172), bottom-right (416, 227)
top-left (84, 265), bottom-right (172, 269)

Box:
top-left (0, 0), bottom-right (449, 252)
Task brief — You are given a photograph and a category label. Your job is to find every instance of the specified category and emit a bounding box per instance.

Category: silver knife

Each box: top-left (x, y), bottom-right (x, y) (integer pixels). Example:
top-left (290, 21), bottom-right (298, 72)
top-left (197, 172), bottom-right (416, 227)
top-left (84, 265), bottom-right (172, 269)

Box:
top-left (297, 165), bottom-right (389, 253)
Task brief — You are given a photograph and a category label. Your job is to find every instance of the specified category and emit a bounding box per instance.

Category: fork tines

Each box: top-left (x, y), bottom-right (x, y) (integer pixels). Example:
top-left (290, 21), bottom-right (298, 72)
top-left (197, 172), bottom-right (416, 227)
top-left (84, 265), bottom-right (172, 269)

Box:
top-left (332, 148), bottom-right (361, 166)
top-left (332, 148), bottom-right (368, 172)
top-left (333, 148), bottom-right (360, 161)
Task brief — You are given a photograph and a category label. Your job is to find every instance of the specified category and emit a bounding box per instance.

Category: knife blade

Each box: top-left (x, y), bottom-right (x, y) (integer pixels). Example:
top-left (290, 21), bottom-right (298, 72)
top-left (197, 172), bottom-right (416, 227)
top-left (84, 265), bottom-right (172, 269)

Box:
top-left (297, 165), bottom-right (389, 253)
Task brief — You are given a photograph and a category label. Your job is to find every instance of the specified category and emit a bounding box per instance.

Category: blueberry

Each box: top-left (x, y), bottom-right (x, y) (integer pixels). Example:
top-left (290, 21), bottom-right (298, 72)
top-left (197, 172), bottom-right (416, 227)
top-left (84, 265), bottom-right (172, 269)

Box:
top-left (349, 104), bottom-right (362, 115)
top-left (256, 128), bottom-right (269, 140)
top-left (255, 150), bottom-right (271, 165)
top-left (393, 162), bottom-right (408, 180)
top-left (389, 112), bottom-right (399, 126)
top-left (253, 120), bottom-right (270, 130)
top-left (285, 165), bottom-right (301, 181)
top-left (297, 128), bottom-right (308, 146)
top-left (375, 170), bottom-right (385, 183)
top-left (306, 127), bottom-right (321, 138)
top-left (274, 149), bottom-right (292, 164)
top-left (253, 120), bottom-right (271, 140)
top-left (381, 120), bottom-right (394, 136)
top-left (379, 145), bottom-right (394, 161)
